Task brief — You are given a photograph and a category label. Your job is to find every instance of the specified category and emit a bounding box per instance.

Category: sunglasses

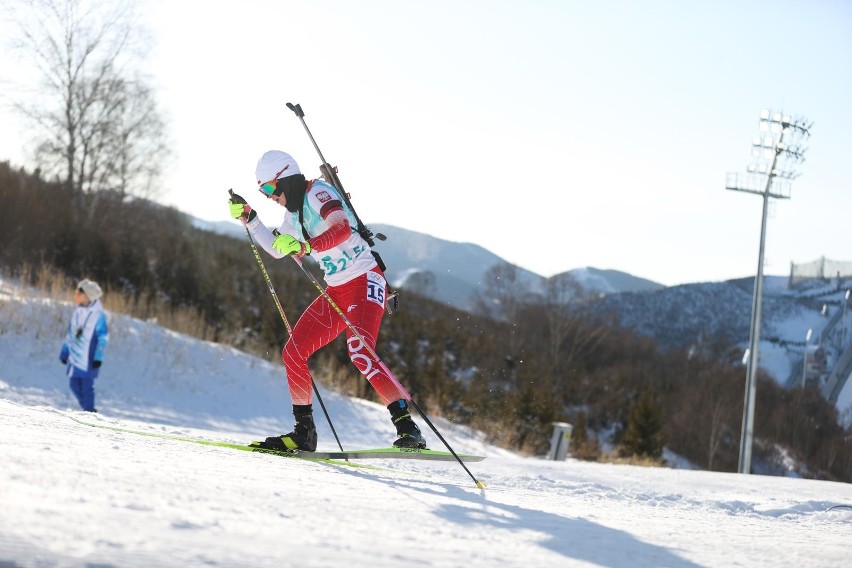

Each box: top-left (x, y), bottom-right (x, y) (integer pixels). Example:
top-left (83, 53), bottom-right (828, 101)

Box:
top-left (258, 165), bottom-right (290, 197)
top-left (259, 180), bottom-right (279, 197)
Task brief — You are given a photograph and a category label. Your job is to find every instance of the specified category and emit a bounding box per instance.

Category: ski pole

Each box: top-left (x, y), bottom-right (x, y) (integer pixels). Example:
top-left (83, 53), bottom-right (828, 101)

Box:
top-left (228, 190), bottom-right (346, 453)
top-left (289, 254), bottom-right (486, 489)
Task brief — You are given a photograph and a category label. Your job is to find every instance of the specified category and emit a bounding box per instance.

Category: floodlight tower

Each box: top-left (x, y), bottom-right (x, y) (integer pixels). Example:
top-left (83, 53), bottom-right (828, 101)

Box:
top-left (726, 109), bottom-right (812, 474)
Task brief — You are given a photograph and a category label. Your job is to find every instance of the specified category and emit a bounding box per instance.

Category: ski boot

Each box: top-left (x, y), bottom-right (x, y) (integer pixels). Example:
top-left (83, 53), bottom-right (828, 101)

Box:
top-left (388, 399), bottom-right (427, 449)
top-left (257, 404), bottom-right (317, 452)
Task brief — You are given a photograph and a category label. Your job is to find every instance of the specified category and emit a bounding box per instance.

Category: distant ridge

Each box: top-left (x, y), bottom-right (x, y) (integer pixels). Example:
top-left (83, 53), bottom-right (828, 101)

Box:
top-left (557, 267), bottom-right (664, 296)
top-left (190, 216), bottom-right (665, 312)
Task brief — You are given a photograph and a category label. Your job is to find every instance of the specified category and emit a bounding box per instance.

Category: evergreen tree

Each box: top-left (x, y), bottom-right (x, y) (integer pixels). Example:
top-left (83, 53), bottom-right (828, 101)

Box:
top-left (570, 412), bottom-right (600, 461)
top-left (620, 386), bottom-right (665, 459)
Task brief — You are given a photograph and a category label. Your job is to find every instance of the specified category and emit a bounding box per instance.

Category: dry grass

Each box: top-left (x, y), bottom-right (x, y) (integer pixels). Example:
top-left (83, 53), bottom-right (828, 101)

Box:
top-left (597, 451), bottom-right (667, 468)
top-left (3, 264), bottom-right (217, 344)
top-left (108, 293), bottom-right (215, 343)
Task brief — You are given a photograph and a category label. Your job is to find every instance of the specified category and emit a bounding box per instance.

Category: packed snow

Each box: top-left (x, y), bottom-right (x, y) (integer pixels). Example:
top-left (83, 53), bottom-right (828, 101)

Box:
top-left (1, 278), bottom-right (851, 568)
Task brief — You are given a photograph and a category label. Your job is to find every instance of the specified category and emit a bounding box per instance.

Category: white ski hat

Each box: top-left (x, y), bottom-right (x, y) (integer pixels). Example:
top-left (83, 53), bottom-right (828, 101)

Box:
top-left (255, 150), bottom-right (301, 187)
top-left (77, 279), bottom-right (103, 301)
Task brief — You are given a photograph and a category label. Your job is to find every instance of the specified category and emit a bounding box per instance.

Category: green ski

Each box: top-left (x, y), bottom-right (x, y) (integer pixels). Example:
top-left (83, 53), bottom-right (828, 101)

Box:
top-left (248, 442), bottom-right (486, 462)
top-left (68, 415), bottom-right (486, 464)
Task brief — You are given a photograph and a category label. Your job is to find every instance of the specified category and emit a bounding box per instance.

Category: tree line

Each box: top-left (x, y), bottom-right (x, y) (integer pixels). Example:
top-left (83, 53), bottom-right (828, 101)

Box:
top-left (2, 161), bottom-right (851, 481)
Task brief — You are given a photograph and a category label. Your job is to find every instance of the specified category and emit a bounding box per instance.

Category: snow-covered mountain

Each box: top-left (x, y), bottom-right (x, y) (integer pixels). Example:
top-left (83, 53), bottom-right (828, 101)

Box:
top-left (2, 278), bottom-right (851, 568)
top-left (369, 223), bottom-right (544, 310)
top-left (587, 275), bottom-right (852, 419)
top-left (371, 224), bottom-right (664, 309)
top-left (193, 216), bottom-right (663, 311)
top-left (189, 217), bottom-right (245, 239)
top-left (562, 266), bottom-right (663, 296)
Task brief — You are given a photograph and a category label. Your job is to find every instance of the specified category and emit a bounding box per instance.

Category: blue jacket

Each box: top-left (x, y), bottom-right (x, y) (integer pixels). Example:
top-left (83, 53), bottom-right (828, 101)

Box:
top-left (59, 299), bottom-right (109, 379)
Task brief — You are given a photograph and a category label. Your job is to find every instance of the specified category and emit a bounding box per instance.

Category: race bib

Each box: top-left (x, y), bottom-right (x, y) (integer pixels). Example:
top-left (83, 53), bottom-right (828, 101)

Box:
top-left (366, 271), bottom-right (386, 307)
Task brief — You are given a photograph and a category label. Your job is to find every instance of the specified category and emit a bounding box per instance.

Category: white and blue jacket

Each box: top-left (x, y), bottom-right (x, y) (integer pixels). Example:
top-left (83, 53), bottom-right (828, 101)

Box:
top-left (59, 300), bottom-right (109, 379)
top-left (247, 179), bottom-right (377, 287)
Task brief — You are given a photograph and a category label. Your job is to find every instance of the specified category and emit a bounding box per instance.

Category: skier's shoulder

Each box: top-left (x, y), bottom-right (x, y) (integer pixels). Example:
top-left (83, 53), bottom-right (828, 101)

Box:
top-left (306, 179), bottom-right (343, 208)
top-left (309, 178), bottom-right (337, 193)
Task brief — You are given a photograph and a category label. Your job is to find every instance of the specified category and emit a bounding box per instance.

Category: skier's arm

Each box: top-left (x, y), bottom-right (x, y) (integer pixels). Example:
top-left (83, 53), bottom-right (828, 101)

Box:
top-left (247, 215), bottom-right (293, 259)
top-left (266, 211), bottom-right (349, 257)
top-left (307, 209), bottom-right (351, 252)
top-left (226, 190), bottom-right (293, 259)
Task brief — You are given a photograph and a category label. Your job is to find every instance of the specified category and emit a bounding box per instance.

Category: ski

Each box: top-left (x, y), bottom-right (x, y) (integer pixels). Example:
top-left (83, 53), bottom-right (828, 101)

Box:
top-left (68, 415), bottom-right (486, 464)
top-left (67, 416), bottom-right (373, 469)
top-left (248, 442), bottom-right (486, 462)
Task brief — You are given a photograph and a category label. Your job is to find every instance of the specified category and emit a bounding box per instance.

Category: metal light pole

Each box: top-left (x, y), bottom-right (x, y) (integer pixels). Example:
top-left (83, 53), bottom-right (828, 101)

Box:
top-left (726, 110), bottom-right (812, 474)
top-left (802, 328), bottom-right (813, 389)
top-left (843, 290), bottom-right (850, 347)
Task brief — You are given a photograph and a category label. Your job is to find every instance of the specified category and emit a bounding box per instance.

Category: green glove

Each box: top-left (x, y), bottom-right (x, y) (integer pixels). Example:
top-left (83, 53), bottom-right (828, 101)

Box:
top-left (272, 233), bottom-right (311, 257)
top-left (228, 192), bottom-right (256, 222)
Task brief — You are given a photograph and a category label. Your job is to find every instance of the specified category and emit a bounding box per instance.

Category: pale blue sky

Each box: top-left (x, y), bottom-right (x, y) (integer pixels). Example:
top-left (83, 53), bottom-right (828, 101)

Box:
top-left (2, 1), bottom-right (850, 286)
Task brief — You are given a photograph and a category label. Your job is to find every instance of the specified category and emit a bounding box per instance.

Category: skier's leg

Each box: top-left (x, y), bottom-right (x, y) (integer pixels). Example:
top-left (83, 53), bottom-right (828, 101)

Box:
top-left (341, 269), bottom-right (426, 449)
top-left (281, 294), bottom-right (346, 405)
top-left (259, 295), bottom-right (345, 451)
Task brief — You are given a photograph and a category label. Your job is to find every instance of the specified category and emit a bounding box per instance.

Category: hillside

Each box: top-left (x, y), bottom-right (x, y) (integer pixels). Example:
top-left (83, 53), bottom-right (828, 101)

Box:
top-left (586, 275), bottom-right (852, 420)
top-left (2, 283), bottom-right (851, 567)
top-left (192, 217), bottom-right (664, 312)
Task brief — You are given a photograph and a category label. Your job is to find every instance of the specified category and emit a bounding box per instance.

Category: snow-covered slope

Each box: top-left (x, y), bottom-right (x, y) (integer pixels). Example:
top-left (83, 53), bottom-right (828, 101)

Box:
top-left (557, 266), bottom-right (664, 295)
top-left (2, 280), bottom-right (852, 567)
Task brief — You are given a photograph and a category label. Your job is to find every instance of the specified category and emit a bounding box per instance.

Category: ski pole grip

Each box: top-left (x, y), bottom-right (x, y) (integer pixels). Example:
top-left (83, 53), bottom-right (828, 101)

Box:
top-left (286, 102), bottom-right (305, 118)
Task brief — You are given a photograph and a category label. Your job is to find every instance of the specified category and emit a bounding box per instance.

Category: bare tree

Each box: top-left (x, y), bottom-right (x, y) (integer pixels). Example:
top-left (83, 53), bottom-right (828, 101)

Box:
top-left (6, 0), bottom-right (168, 197)
top-left (541, 273), bottom-right (608, 392)
top-left (474, 262), bottom-right (528, 358)
top-left (543, 273), bottom-right (584, 375)
top-left (474, 262), bottom-right (526, 322)
top-left (706, 396), bottom-right (727, 470)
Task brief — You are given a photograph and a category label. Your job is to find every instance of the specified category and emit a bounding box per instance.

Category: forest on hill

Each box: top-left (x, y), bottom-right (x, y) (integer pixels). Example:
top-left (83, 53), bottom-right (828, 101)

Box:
top-left (3, 162), bottom-right (851, 481)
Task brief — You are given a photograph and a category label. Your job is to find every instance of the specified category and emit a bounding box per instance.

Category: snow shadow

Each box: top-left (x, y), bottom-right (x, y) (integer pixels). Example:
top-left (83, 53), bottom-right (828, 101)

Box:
top-left (325, 467), bottom-right (703, 567)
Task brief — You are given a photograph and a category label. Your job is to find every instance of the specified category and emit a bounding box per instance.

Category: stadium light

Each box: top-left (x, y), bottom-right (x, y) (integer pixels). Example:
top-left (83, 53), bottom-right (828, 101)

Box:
top-left (726, 109), bottom-right (812, 474)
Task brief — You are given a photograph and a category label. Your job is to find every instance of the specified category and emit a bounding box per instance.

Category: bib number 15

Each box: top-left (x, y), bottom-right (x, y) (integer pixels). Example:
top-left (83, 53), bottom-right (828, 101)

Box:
top-left (366, 271), bottom-right (386, 307)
